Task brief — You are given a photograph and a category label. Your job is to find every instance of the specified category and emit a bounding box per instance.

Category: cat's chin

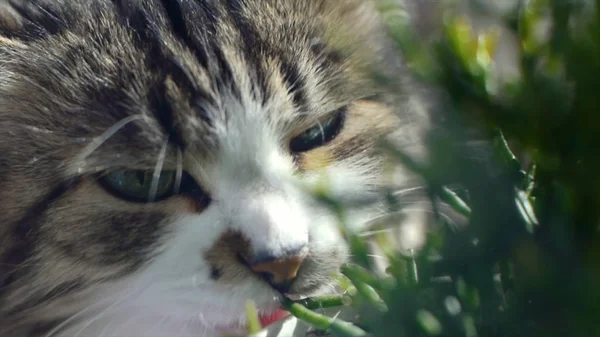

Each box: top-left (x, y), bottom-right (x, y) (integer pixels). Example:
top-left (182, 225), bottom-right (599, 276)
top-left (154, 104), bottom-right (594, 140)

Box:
top-left (55, 302), bottom-right (290, 337)
top-left (210, 308), bottom-right (292, 336)
top-left (52, 278), bottom-right (338, 337)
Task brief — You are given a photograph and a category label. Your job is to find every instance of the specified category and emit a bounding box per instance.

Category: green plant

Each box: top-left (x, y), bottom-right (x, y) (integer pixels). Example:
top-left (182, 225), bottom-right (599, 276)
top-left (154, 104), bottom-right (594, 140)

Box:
top-left (250, 0), bottom-right (600, 336)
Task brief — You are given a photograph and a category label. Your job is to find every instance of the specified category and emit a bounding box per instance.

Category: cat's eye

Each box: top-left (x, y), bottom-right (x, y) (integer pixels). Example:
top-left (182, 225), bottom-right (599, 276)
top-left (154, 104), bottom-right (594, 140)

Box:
top-left (289, 108), bottom-right (346, 153)
top-left (100, 170), bottom-right (176, 202)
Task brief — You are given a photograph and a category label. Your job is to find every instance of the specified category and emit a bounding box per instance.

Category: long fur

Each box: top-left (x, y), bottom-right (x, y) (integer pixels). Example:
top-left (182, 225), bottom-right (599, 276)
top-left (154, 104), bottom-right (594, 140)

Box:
top-left (0, 1), bottom-right (434, 336)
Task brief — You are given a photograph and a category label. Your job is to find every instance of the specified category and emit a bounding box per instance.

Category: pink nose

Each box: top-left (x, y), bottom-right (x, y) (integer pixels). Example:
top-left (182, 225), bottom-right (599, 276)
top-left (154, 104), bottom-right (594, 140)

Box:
top-left (249, 254), bottom-right (306, 284)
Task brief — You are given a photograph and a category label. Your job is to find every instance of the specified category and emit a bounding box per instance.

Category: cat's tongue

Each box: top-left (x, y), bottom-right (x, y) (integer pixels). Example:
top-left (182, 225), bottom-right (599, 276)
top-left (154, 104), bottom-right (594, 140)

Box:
top-left (219, 309), bottom-right (290, 335)
top-left (258, 309), bottom-right (290, 328)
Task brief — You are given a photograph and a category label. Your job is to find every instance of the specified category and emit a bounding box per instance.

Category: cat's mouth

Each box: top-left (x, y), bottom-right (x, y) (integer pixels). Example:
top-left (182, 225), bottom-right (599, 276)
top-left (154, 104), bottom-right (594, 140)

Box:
top-left (215, 308), bottom-right (291, 334)
top-left (258, 309), bottom-right (292, 328)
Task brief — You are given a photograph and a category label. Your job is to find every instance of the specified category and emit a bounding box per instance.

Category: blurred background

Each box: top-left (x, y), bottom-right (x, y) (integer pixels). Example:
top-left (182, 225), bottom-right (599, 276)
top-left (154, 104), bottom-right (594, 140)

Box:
top-left (272, 1), bottom-right (600, 336)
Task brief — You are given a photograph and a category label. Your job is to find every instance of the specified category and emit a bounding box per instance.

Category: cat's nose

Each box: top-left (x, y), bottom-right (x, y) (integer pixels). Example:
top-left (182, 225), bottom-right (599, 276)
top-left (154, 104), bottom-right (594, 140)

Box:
top-left (247, 248), bottom-right (307, 291)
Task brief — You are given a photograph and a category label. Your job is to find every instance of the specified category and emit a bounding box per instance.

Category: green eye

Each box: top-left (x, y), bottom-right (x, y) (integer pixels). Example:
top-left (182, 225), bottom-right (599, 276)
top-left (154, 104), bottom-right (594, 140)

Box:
top-left (290, 108), bottom-right (346, 153)
top-left (100, 170), bottom-right (176, 202)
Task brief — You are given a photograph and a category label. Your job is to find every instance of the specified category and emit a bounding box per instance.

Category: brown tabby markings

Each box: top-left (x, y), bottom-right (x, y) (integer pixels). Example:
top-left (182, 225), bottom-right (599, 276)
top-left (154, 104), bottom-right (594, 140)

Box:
top-left (298, 100), bottom-right (399, 171)
top-left (0, 0), bottom-right (431, 336)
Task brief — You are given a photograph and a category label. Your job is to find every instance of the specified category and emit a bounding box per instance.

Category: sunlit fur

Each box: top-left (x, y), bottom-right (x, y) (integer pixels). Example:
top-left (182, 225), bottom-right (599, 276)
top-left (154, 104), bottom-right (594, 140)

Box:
top-left (0, 0), bottom-right (434, 336)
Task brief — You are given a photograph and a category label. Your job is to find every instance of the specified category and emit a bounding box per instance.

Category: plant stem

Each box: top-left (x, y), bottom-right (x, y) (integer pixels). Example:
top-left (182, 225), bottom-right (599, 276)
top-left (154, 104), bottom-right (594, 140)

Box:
top-left (282, 299), bottom-right (371, 337)
top-left (439, 186), bottom-right (472, 218)
top-left (295, 294), bottom-right (352, 310)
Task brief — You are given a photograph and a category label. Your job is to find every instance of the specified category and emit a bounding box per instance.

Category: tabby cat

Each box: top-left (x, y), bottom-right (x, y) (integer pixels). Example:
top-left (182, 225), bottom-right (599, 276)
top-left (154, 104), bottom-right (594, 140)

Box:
top-left (0, 0), bottom-right (433, 336)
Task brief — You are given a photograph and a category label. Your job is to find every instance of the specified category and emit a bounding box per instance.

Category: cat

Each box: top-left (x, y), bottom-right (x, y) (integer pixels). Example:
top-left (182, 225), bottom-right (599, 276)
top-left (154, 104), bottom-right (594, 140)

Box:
top-left (0, 0), bottom-right (434, 336)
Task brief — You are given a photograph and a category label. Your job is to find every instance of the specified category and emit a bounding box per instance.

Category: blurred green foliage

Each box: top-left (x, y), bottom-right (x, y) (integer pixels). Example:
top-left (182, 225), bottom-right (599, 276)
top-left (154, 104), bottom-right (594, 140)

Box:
top-left (276, 0), bottom-right (600, 336)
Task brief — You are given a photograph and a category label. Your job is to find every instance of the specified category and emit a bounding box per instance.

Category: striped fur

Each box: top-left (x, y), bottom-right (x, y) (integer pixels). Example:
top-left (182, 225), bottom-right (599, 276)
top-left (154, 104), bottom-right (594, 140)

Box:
top-left (0, 1), bottom-right (432, 336)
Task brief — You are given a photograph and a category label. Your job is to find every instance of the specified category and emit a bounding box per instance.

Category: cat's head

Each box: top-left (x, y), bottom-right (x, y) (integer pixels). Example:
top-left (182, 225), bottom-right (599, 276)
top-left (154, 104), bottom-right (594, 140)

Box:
top-left (0, 0), bottom-right (431, 335)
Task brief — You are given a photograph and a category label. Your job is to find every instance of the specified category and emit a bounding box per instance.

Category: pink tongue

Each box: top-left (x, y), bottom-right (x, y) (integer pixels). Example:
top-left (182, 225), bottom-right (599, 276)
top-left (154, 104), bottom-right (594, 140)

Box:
top-left (258, 309), bottom-right (290, 328)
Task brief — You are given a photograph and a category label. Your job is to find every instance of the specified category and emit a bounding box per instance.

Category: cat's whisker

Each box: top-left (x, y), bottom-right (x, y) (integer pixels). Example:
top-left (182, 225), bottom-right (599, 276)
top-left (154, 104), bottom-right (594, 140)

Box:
top-left (186, 155), bottom-right (212, 190)
top-left (359, 211), bottom-right (407, 231)
top-left (44, 280), bottom-right (156, 337)
top-left (71, 289), bottom-right (140, 337)
top-left (197, 312), bottom-right (211, 332)
top-left (32, 2), bottom-right (66, 27)
top-left (192, 274), bottom-right (199, 289)
top-left (42, 293), bottom-right (123, 337)
top-left (99, 312), bottom-right (143, 337)
top-left (70, 114), bottom-right (146, 175)
top-left (361, 205), bottom-right (442, 233)
top-left (400, 207), bottom-right (457, 226)
top-left (366, 254), bottom-right (388, 260)
top-left (317, 120), bottom-right (325, 144)
top-left (379, 207), bottom-right (455, 227)
top-left (358, 228), bottom-right (394, 237)
top-left (203, 320), bottom-right (211, 337)
top-left (348, 253), bottom-right (387, 259)
top-left (17, 76), bottom-right (76, 110)
top-left (359, 205), bottom-right (457, 233)
top-left (18, 125), bottom-right (86, 161)
top-left (390, 185), bottom-right (428, 196)
top-left (22, 125), bottom-right (57, 134)
top-left (142, 314), bottom-right (171, 337)
top-left (0, 261), bottom-right (53, 267)
top-left (330, 309), bottom-right (342, 322)
top-left (148, 137), bottom-right (170, 202)
top-left (97, 319), bottom-right (116, 337)
top-left (28, 147), bottom-right (83, 165)
top-left (178, 314), bottom-right (192, 337)
top-left (174, 147), bottom-right (183, 195)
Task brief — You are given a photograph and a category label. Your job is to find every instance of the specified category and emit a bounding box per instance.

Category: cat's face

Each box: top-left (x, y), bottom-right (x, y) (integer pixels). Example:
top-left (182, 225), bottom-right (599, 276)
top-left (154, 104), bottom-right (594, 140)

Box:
top-left (0, 0), bottom-right (430, 336)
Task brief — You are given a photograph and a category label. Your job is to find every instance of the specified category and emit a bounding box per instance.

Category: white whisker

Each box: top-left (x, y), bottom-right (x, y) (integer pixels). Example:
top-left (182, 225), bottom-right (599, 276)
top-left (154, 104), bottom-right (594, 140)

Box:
top-left (366, 254), bottom-right (388, 259)
top-left (71, 291), bottom-right (137, 337)
top-left (391, 185), bottom-right (428, 196)
top-left (148, 137), bottom-right (170, 202)
top-left (359, 205), bottom-right (457, 234)
top-left (317, 120), bottom-right (325, 144)
top-left (198, 312), bottom-right (216, 334)
top-left (178, 315), bottom-right (192, 337)
top-left (70, 114), bottom-right (145, 174)
top-left (100, 311), bottom-right (145, 337)
top-left (400, 208), bottom-right (456, 226)
top-left (142, 314), bottom-right (170, 337)
top-left (28, 148), bottom-right (71, 164)
top-left (42, 294), bottom-right (120, 337)
top-left (97, 319), bottom-right (115, 337)
top-left (174, 147), bottom-right (183, 195)
top-left (360, 211), bottom-right (406, 231)
top-left (359, 228), bottom-right (394, 237)
top-left (202, 315), bottom-right (210, 337)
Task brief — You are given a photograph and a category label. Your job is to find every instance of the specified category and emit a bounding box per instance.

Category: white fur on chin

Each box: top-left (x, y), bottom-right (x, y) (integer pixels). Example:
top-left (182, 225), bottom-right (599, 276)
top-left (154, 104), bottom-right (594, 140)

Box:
top-left (54, 92), bottom-right (403, 337)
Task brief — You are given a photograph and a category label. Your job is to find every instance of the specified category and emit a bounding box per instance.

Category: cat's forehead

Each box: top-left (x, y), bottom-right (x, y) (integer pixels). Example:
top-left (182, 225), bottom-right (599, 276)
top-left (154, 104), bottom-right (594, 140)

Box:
top-left (129, 0), bottom-right (364, 152)
top-left (0, 0), bottom-right (389, 169)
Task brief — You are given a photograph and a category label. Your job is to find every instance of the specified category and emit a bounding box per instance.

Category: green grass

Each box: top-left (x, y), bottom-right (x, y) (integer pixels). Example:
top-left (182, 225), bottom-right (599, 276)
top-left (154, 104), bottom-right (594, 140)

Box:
top-left (250, 1), bottom-right (600, 336)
